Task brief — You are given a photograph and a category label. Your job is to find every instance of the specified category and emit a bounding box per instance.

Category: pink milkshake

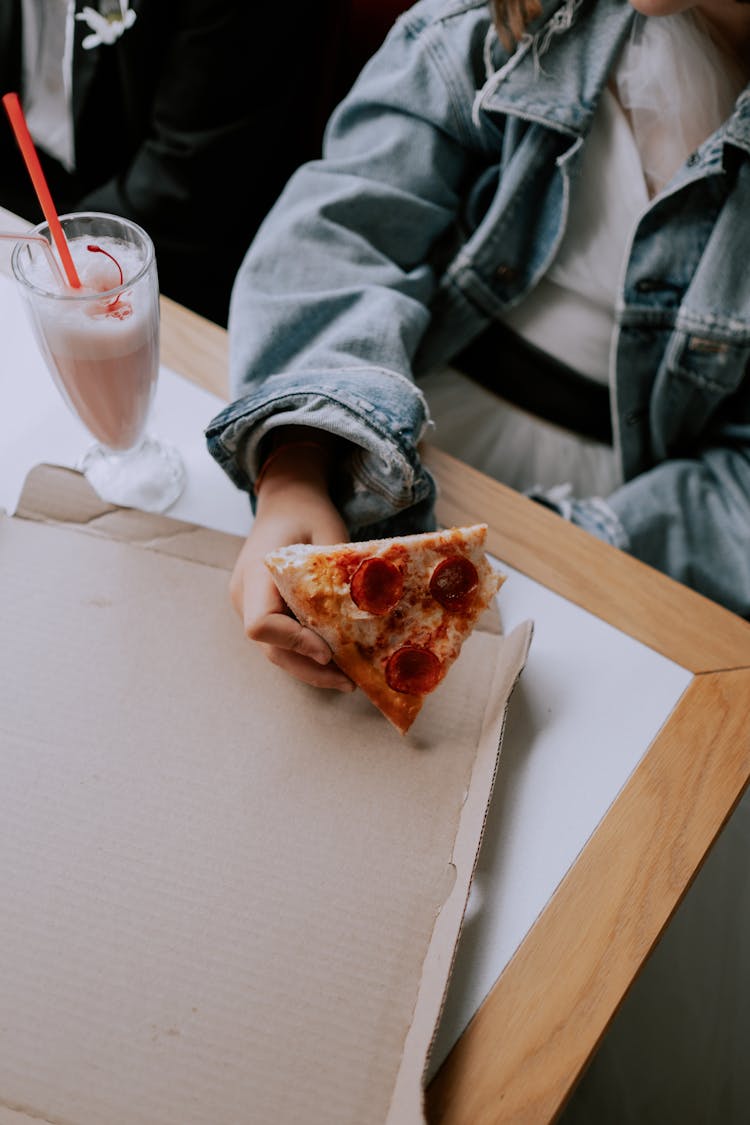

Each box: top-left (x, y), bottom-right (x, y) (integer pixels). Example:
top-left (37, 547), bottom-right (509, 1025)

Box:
top-left (26, 236), bottom-right (160, 451)
top-left (12, 212), bottom-right (184, 512)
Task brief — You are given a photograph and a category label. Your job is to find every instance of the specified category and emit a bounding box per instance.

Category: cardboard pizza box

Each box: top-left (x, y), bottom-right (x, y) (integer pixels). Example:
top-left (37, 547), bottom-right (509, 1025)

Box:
top-left (0, 465), bottom-right (532, 1125)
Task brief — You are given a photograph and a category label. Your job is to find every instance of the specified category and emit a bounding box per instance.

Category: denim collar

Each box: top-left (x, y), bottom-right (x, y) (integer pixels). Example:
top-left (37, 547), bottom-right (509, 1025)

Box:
top-left (478, 0), bottom-right (750, 158)
top-left (475, 0), bottom-right (636, 135)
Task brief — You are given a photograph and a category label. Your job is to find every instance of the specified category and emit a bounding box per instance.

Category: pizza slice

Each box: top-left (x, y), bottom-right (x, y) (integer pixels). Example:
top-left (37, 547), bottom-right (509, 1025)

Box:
top-left (264, 523), bottom-right (505, 734)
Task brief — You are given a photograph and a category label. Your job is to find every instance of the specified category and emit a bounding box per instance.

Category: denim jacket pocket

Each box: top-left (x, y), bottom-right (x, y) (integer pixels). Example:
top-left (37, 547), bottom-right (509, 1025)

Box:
top-left (665, 330), bottom-right (750, 395)
top-left (650, 330), bottom-right (750, 457)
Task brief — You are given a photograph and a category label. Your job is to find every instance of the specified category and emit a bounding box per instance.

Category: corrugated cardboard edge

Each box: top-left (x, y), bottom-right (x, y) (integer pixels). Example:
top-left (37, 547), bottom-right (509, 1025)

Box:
top-left (11, 463), bottom-right (242, 572)
top-left (386, 620), bottom-right (533, 1124)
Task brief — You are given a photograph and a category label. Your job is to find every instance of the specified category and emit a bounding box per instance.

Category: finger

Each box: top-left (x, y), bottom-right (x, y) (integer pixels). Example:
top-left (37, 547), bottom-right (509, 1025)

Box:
top-left (230, 546), bottom-right (337, 666)
top-left (249, 611), bottom-right (334, 667)
top-left (266, 645), bottom-right (356, 691)
top-left (230, 567), bottom-right (279, 622)
top-left (231, 553), bottom-right (285, 627)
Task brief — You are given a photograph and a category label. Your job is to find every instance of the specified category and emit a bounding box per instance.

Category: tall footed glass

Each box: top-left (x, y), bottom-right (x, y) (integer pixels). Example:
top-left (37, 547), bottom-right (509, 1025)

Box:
top-left (11, 212), bottom-right (185, 512)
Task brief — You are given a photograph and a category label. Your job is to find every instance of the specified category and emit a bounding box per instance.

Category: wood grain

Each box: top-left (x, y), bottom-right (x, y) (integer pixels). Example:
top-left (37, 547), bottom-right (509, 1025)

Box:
top-left (425, 668), bottom-right (750, 1124)
top-left (160, 296), bottom-right (229, 400)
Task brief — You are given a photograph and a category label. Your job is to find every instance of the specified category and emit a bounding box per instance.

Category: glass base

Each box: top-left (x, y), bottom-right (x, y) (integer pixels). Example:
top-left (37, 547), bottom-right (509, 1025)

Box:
top-left (79, 435), bottom-right (186, 513)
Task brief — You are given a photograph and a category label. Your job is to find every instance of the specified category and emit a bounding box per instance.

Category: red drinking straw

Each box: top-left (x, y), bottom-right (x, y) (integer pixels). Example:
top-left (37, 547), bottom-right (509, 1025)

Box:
top-left (2, 91), bottom-right (82, 289)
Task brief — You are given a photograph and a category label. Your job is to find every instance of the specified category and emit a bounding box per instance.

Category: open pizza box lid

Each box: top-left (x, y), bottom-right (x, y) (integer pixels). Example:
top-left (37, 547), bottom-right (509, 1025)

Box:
top-left (0, 464), bottom-right (532, 1125)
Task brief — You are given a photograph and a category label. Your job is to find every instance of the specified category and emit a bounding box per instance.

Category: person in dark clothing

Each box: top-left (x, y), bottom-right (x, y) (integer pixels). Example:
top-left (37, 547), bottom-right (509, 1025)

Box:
top-left (1, 0), bottom-right (344, 325)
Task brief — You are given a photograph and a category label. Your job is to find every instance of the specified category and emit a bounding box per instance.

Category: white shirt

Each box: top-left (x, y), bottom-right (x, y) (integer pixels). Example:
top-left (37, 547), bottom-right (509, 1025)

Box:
top-left (422, 86), bottom-right (645, 497)
top-left (501, 85), bottom-right (647, 386)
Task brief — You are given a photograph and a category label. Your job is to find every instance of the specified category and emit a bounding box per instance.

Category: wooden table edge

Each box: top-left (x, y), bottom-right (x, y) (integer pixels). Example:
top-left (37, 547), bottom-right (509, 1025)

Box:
top-left (425, 666), bottom-right (750, 1124)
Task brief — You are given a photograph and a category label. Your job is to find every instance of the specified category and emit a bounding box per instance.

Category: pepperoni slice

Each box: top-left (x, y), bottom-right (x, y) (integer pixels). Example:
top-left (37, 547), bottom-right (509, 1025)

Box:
top-left (429, 555), bottom-right (479, 611)
top-left (385, 646), bottom-right (443, 695)
top-left (350, 556), bottom-right (404, 615)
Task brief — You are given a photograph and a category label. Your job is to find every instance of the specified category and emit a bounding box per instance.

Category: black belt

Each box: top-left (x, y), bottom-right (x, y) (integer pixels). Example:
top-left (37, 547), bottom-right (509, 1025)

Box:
top-left (451, 319), bottom-right (613, 446)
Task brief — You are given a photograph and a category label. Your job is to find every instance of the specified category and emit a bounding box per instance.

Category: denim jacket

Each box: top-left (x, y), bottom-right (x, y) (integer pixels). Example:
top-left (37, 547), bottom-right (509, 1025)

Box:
top-left (206, 0), bottom-right (750, 618)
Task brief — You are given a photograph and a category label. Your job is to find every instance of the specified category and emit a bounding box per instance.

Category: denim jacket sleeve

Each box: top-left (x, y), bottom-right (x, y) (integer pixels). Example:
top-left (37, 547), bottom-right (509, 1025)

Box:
top-left (605, 439), bottom-right (750, 619)
top-left (205, 1), bottom-right (496, 538)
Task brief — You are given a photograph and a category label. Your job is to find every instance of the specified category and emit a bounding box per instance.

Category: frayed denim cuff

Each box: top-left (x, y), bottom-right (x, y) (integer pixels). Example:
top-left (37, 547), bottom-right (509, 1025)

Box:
top-left (526, 484), bottom-right (630, 550)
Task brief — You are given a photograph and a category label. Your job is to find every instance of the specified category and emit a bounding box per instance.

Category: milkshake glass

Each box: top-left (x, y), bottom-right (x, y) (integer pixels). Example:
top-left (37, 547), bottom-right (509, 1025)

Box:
top-left (11, 212), bottom-right (185, 512)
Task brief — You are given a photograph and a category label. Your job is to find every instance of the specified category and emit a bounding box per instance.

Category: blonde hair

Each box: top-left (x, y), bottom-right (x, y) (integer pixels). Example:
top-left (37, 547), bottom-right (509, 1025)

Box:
top-left (490, 0), bottom-right (543, 49)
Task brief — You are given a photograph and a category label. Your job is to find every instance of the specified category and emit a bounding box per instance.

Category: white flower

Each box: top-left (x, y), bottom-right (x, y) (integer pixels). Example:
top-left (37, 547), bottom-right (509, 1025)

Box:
top-left (76, 1), bottom-right (137, 50)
